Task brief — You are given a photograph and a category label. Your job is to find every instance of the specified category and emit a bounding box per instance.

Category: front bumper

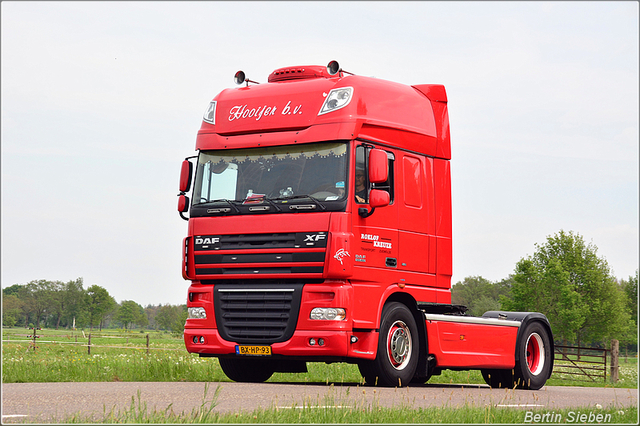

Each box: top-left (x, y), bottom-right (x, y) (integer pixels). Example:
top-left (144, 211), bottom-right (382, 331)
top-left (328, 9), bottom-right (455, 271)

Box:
top-left (184, 328), bottom-right (378, 360)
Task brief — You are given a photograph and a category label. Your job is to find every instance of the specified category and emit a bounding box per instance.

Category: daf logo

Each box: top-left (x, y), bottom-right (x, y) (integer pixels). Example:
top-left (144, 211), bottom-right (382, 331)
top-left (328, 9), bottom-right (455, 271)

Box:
top-left (195, 237), bottom-right (220, 245)
top-left (304, 234), bottom-right (326, 242)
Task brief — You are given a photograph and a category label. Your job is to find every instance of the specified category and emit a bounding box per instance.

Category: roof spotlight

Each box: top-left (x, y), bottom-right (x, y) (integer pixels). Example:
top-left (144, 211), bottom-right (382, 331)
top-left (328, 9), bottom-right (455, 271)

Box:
top-left (234, 70), bottom-right (260, 86)
top-left (327, 60), bottom-right (340, 76)
top-left (234, 70), bottom-right (246, 85)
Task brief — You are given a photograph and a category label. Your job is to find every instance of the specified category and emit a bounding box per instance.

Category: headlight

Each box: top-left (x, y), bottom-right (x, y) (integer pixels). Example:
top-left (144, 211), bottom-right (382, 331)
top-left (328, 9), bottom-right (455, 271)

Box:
top-left (203, 101), bottom-right (216, 124)
top-left (318, 87), bottom-right (353, 115)
top-left (188, 307), bottom-right (207, 319)
top-left (310, 307), bottom-right (346, 320)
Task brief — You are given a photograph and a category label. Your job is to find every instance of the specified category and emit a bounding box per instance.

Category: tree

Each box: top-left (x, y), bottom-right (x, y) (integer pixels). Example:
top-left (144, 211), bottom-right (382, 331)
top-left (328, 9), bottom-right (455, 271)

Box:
top-left (3, 285), bottom-right (26, 326)
top-left (11, 285), bottom-right (32, 326)
top-left (502, 230), bottom-right (631, 345)
top-left (621, 271), bottom-right (638, 323)
top-left (24, 280), bottom-right (56, 328)
top-left (144, 304), bottom-right (161, 330)
top-left (47, 280), bottom-right (67, 329)
top-left (116, 300), bottom-right (148, 330)
top-left (2, 284), bottom-right (25, 296)
top-left (451, 275), bottom-right (511, 317)
top-left (86, 285), bottom-right (116, 331)
top-left (155, 304), bottom-right (180, 331)
top-left (61, 278), bottom-right (88, 329)
top-left (2, 294), bottom-right (23, 327)
top-left (170, 305), bottom-right (188, 337)
top-left (619, 271), bottom-right (638, 350)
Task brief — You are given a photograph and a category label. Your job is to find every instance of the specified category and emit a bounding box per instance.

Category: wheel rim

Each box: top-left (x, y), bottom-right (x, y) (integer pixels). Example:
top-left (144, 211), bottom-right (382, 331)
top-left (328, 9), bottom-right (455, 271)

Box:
top-left (525, 332), bottom-right (545, 376)
top-left (386, 320), bottom-right (412, 370)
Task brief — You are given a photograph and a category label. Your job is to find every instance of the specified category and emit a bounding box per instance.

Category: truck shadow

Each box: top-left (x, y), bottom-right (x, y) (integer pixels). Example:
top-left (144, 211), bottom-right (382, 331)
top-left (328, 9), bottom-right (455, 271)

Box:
top-left (265, 381), bottom-right (490, 389)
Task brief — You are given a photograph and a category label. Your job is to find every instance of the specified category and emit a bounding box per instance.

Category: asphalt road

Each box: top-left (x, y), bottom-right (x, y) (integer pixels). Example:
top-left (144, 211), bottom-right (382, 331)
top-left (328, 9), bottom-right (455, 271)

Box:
top-left (2, 381), bottom-right (637, 423)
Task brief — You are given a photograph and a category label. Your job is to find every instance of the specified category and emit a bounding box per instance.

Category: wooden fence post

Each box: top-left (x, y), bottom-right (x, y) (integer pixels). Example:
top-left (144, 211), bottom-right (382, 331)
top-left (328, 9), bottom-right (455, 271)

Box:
top-left (31, 327), bottom-right (37, 352)
top-left (88, 333), bottom-right (91, 355)
top-left (146, 334), bottom-right (150, 355)
top-left (610, 339), bottom-right (619, 383)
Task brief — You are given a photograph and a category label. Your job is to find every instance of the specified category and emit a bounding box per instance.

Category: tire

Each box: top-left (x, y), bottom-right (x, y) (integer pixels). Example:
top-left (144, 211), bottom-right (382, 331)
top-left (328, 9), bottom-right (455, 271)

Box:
top-left (513, 321), bottom-right (552, 390)
top-left (410, 373), bottom-right (432, 384)
top-left (218, 357), bottom-right (275, 383)
top-left (358, 302), bottom-right (419, 387)
top-left (481, 368), bottom-right (514, 388)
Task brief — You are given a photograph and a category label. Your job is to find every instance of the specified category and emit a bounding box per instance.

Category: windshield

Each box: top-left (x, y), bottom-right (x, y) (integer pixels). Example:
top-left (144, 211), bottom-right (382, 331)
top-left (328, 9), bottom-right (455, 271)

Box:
top-left (192, 142), bottom-right (347, 208)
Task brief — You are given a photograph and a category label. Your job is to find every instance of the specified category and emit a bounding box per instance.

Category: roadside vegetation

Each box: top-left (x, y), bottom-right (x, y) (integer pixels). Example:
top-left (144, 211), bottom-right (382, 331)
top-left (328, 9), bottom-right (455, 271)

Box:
top-left (3, 328), bottom-right (637, 424)
top-left (2, 328), bottom-right (637, 388)
top-left (62, 390), bottom-right (637, 424)
top-left (13, 382), bottom-right (637, 424)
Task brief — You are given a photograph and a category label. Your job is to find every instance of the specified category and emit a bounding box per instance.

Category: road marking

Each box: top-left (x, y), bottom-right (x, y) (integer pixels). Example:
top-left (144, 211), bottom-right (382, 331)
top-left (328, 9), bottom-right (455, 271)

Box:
top-left (496, 404), bottom-right (545, 407)
top-left (2, 415), bottom-right (29, 418)
top-left (276, 406), bottom-right (353, 409)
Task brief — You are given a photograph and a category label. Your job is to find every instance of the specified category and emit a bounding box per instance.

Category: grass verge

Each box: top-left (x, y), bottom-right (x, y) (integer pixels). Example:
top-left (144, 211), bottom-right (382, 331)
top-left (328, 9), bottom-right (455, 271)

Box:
top-left (56, 385), bottom-right (637, 424)
top-left (2, 327), bottom-right (638, 388)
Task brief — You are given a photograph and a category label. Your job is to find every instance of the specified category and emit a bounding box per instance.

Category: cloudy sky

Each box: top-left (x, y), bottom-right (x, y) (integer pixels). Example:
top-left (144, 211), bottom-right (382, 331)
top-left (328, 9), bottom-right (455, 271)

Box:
top-left (2, 1), bottom-right (638, 306)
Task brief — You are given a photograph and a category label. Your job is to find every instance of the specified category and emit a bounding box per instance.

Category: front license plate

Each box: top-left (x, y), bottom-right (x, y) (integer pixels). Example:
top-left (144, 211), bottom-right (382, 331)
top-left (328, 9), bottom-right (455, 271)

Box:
top-left (235, 345), bottom-right (272, 356)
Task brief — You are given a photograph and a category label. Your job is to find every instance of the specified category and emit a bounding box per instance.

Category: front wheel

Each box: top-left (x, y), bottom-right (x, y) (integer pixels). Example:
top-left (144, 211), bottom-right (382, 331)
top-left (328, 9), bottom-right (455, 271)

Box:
top-left (218, 358), bottom-right (275, 383)
top-left (358, 302), bottom-right (419, 387)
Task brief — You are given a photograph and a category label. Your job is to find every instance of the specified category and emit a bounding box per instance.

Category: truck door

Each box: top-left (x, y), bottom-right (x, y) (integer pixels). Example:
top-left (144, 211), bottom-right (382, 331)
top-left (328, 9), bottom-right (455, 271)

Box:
top-left (350, 144), bottom-right (399, 327)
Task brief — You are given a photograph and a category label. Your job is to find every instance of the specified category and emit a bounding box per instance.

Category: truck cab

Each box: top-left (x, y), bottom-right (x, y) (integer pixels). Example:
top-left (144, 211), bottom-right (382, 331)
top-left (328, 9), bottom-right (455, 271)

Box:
top-left (178, 62), bottom-right (553, 389)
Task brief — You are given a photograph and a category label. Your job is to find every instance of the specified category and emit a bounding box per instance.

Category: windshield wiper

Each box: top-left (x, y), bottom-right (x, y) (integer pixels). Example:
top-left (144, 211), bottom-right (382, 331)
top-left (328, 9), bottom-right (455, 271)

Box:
top-left (271, 194), bottom-right (326, 211)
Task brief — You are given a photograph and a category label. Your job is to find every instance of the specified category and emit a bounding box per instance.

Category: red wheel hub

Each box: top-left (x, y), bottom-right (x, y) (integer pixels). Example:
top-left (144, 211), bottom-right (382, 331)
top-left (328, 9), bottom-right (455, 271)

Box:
top-left (525, 333), bottom-right (545, 375)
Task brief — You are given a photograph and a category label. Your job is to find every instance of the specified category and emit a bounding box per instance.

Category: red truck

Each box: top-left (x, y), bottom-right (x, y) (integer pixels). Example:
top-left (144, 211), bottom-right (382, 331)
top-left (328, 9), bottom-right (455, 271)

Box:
top-left (177, 61), bottom-right (553, 389)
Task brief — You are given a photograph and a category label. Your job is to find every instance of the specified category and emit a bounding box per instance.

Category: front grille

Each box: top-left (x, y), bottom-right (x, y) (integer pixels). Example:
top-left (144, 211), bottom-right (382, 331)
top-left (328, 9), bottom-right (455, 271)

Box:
top-left (193, 232), bottom-right (327, 277)
top-left (214, 283), bottom-right (303, 344)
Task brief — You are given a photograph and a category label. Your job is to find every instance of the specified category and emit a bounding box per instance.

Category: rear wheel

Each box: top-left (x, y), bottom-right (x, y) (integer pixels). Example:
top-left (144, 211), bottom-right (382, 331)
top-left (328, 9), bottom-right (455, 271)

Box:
top-left (513, 322), bottom-right (552, 390)
top-left (482, 322), bottom-right (552, 390)
top-left (218, 358), bottom-right (275, 383)
top-left (481, 368), bottom-right (514, 388)
top-left (358, 302), bottom-right (419, 387)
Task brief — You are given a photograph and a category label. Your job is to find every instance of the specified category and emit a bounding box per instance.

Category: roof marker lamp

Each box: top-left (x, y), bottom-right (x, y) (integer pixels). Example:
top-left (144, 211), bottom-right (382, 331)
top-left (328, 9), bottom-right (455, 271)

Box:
top-left (310, 307), bottom-right (346, 321)
top-left (318, 87), bottom-right (353, 116)
top-left (203, 101), bottom-right (216, 124)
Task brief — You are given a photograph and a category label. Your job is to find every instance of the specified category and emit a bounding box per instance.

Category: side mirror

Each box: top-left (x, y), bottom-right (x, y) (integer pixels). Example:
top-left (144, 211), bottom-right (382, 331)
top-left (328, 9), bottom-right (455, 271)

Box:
top-left (358, 189), bottom-right (390, 218)
top-left (178, 194), bottom-right (190, 213)
top-left (179, 160), bottom-right (193, 193)
top-left (369, 189), bottom-right (390, 208)
top-left (368, 148), bottom-right (388, 183)
top-left (178, 160), bottom-right (192, 221)
top-left (178, 194), bottom-right (190, 222)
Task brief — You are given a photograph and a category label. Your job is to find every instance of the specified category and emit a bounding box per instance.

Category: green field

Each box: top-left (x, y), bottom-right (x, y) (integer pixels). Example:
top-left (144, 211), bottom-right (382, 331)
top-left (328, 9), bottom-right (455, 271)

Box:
top-left (3, 327), bottom-right (638, 423)
top-left (3, 327), bottom-right (637, 388)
